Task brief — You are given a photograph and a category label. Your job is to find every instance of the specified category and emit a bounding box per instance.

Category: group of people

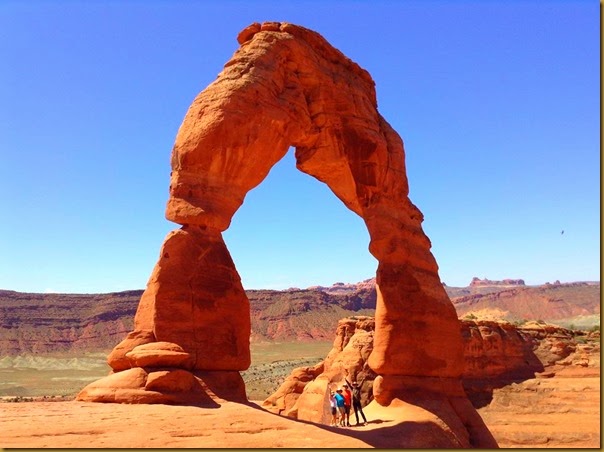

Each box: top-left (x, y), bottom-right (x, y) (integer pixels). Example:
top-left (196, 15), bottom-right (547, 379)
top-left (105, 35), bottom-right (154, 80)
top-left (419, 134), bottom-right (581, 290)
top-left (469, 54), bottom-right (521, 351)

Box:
top-left (328, 378), bottom-right (368, 427)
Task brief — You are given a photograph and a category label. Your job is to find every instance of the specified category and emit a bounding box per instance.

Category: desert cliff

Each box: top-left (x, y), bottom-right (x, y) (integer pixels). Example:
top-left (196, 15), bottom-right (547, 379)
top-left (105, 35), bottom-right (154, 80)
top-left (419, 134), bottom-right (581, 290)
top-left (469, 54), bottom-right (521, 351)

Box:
top-left (0, 280), bottom-right (598, 355)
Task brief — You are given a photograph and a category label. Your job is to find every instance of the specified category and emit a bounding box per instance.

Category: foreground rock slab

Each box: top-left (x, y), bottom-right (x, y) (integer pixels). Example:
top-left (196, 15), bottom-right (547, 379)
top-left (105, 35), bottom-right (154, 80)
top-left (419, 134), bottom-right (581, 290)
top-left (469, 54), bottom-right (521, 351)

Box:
top-left (478, 374), bottom-right (600, 448)
top-left (1, 400), bottom-right (476, 448)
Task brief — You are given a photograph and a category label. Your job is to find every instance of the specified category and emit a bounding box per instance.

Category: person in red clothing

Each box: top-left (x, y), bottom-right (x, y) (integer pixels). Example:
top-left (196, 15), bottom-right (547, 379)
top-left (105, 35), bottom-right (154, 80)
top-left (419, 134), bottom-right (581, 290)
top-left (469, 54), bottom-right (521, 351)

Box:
top-left (342, 383), bottom-right (352, 427)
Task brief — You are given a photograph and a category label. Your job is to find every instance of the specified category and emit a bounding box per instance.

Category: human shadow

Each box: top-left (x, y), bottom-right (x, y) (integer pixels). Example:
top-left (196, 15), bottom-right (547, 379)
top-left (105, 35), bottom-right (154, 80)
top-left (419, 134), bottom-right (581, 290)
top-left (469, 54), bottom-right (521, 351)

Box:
top-left (240, 399), bottom-right (489, 448)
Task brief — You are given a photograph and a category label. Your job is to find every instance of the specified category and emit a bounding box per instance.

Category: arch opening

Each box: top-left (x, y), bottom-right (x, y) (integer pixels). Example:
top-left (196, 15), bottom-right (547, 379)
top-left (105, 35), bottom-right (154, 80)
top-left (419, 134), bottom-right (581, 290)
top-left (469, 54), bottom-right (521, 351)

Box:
top-left (223, 147), bottom-right (378, 291)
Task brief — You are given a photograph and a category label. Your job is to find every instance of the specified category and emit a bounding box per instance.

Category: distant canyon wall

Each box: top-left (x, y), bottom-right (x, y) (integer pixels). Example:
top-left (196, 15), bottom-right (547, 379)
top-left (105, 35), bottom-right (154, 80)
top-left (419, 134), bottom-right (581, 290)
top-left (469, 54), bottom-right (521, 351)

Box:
top-left (0, 281), bottom-right (599, 355)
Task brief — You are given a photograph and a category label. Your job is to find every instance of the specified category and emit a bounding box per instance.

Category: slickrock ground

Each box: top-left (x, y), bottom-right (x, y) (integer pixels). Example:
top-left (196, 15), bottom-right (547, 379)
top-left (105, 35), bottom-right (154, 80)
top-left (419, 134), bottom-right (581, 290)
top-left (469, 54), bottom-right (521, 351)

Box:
top-left (0, 399), bottom-right (455, 448)
top-left (474, 329), bottom-right (601, 448)
top-left (478, 375), bottom-right (600, 448)
top-left (2, 376), bottom-right (599, 449)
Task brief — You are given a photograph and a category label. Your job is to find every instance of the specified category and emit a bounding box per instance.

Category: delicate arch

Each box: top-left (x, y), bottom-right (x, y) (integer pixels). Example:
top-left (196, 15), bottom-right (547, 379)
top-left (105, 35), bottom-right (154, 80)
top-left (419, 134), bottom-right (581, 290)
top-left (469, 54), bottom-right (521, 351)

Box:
top-left (164, 22), bottom-right (463, 379)
top-left (76, 23), bottom-right (498, 447)
top-left (80, 20), bottom-right (464, 407)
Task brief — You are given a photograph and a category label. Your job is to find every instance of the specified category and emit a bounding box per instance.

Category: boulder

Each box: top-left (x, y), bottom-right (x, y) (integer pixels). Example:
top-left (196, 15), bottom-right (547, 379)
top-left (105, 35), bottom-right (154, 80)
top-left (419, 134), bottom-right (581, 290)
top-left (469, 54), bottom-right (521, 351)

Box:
top-left (125, 341), bottom-right (193, 369)
top-left (107, 329), bottom-right (156, 371)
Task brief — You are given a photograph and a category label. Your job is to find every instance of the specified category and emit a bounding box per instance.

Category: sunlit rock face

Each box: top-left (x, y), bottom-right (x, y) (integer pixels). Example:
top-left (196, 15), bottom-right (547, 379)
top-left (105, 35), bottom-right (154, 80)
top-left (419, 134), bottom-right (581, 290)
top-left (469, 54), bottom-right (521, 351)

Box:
top-left (76, 22), bottom-right (489, 446)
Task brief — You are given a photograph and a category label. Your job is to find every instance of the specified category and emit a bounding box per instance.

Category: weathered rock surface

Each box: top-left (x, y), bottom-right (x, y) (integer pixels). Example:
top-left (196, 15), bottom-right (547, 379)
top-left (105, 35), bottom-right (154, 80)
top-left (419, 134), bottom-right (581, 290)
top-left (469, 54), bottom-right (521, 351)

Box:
top-left (0, 399), bottom-right (482, 449)
top-left (124, 341), bottom-right (192, 369)
top-left (77, 226), bottom-right (252, 404)
top-left (130, 226), bottom-right (252, 372)
top-left (76, 366), bottom-right (246, 406)
top-left (264, 317), bottom-right (499, 447)
top-left (162, 20), bottom-right (465, 379)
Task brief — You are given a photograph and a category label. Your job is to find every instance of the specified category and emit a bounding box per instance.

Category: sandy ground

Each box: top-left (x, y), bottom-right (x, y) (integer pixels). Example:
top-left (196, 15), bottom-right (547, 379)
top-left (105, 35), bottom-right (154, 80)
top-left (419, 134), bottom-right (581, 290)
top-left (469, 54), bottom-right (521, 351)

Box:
top-left (1, 397), bottom-right (494, 448)
top-left (2, 374), bottom-right (599, 448)
top-left (1, 399), bottom-right (419, 448)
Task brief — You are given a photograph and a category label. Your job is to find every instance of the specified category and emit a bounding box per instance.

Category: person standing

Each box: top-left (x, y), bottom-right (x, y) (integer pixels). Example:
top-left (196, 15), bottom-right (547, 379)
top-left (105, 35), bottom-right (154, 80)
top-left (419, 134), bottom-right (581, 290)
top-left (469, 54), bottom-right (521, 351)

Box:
top-left (328, 391), bottom-right (338, 426)
top-left (342, 383), bottom-right (352, 427)
top-left (333, 388), bottom-right (346, 426)
top-left (345, 378), bottom-right (368, 426)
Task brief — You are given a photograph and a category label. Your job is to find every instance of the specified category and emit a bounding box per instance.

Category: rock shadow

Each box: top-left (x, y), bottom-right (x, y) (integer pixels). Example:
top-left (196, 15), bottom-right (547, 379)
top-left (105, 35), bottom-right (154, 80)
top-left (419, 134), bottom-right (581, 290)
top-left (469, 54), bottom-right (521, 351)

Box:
top-left (462, 351), bottom-right (545, 409)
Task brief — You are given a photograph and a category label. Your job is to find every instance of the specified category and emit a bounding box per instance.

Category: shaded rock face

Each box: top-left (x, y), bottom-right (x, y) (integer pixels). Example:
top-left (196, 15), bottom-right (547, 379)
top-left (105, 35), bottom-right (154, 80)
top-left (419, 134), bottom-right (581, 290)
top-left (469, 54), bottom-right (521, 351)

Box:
top-left (78, 21), bottom-right (468, 438)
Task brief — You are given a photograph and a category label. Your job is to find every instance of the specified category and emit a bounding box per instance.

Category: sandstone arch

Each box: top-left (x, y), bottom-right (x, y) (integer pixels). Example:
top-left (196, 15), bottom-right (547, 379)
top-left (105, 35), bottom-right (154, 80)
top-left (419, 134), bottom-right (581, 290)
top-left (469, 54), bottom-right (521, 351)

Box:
top-left (164, 21), bottom-right (464, 378)
top-left (77, 22), bottom-right (496, 447)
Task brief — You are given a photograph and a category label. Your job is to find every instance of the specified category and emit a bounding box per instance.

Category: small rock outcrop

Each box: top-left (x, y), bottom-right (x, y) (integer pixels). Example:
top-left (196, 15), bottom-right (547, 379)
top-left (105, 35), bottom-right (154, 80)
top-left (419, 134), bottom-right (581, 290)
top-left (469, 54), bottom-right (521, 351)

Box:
top-left (264, 317), bottom-right (498, 447)
top-left (263, 316), bottom-right (377, 419)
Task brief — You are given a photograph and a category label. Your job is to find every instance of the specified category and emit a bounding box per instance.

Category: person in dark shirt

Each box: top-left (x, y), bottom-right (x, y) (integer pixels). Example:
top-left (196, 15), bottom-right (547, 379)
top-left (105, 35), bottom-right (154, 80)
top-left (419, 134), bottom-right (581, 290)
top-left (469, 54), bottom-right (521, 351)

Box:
top-left (345, 378), bottom-right (368, 425)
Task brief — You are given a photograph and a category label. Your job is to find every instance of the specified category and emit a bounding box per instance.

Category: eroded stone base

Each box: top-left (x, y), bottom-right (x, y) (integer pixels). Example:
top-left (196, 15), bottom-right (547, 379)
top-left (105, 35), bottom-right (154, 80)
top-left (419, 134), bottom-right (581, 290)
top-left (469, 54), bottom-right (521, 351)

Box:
top-left (76, 367), bottom-right (247, 406)
top-left (373, 375), bottom-right (499, 448)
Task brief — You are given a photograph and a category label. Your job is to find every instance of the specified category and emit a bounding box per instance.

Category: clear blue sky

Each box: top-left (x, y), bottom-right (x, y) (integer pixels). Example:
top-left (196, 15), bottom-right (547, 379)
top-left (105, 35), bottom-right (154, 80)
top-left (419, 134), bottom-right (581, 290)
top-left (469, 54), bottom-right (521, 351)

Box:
top-left (0, 0), bottom-right (599, 293)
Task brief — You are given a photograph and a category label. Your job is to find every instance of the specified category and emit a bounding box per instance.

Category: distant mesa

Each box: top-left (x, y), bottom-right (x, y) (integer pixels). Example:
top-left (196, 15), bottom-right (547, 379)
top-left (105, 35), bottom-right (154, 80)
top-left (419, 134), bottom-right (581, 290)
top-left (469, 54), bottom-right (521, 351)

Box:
top-left (1, 279), bottom-right (599, 356)
top-left (307, 277), bottom-right (376, 293)
top-left (470, 277), bottom-right (525, 287)
top-left (544, 280), bottom-right (562, 286)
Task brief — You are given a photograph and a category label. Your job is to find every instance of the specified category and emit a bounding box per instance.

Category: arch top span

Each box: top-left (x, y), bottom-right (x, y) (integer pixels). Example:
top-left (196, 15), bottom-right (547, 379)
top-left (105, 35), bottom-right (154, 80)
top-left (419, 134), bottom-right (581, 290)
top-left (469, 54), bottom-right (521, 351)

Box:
top-left (166, 22), bottom-right (408, 233)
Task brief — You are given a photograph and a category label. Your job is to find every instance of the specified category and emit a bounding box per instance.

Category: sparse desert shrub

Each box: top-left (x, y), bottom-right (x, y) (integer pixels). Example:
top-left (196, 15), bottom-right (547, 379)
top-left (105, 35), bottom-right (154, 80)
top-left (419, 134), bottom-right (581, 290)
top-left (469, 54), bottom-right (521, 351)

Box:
top-left (463, 313), bottom-right (477, 320)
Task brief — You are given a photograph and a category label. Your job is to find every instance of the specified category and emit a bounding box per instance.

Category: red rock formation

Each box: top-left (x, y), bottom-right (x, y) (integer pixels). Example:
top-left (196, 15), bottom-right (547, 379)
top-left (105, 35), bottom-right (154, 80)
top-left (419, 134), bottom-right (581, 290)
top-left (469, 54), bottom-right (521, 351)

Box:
top-left (77, 21), bottom-right (486, 446)
top-left (265, 316), bottom-right (588, 446)
top-left (163, 20), bottom-right (464, 385)
top-left (263, 317), bottom-right (377, 419)
top-left (264, 317), bottom-right (498, 447)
